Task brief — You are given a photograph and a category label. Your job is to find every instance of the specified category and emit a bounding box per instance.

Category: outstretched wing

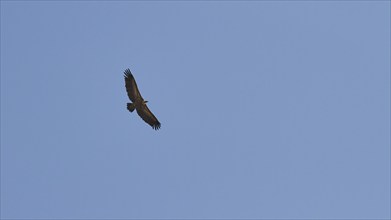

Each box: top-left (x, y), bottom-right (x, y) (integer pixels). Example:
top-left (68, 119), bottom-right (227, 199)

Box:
top-left (137, 104), bottom-right (161, 130)
top-left (124, 69), bottom-right (143, 102)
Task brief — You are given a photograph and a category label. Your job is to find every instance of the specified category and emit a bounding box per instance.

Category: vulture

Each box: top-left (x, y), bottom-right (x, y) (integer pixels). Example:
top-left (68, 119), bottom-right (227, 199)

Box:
top-left (124, 69), bottom-right (161, 130)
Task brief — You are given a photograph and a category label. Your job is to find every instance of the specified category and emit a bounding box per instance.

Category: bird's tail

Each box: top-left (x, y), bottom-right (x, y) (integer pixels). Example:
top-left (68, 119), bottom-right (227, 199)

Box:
top-left (127, 103), bottom-right (136, 112)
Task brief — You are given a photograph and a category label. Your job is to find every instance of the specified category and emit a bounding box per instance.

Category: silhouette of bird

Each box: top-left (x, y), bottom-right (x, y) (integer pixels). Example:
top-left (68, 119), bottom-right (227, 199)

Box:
top-left (124, 69), bottom-right (161, 130)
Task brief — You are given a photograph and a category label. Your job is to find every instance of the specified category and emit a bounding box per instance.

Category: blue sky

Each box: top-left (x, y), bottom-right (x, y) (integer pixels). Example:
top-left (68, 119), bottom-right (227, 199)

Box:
top-left (1, 1), bottom-right (390, 219)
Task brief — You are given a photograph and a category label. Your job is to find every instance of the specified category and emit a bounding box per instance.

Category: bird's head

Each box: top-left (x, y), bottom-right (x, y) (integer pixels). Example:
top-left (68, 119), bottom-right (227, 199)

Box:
top-left (144, 100), bottom-right (148, 104)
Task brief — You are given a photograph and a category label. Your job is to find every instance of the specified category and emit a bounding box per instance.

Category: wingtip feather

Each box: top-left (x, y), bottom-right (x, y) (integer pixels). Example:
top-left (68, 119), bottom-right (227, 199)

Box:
top-left (152, 123), bottom-right (161, 130)
top-left (124, 68), bottom-right (132, 78)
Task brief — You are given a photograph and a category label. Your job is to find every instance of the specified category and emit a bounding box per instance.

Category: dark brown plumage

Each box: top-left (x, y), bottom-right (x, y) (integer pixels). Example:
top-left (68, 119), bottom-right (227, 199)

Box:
top-left (124, 69), bottom-right (161, 130)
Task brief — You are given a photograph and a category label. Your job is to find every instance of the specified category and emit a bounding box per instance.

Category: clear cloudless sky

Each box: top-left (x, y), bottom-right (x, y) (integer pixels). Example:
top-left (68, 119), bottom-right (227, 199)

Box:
top-left (1, 1), bottom-right (390, 219)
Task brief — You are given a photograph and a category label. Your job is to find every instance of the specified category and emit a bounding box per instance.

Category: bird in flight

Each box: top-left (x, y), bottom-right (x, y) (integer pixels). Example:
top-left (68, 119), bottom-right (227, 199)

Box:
top-left (124, 68), bottom-right (161, 130)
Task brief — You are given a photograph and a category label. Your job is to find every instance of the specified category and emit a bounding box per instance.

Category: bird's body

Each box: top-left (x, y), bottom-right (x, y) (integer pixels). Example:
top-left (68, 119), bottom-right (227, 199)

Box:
top-left (124, 69), bottom-right (161, 130)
